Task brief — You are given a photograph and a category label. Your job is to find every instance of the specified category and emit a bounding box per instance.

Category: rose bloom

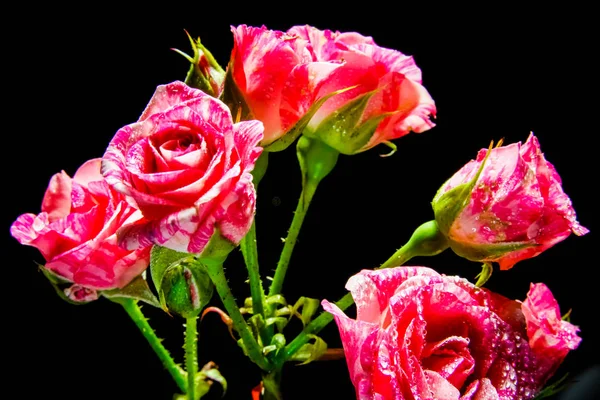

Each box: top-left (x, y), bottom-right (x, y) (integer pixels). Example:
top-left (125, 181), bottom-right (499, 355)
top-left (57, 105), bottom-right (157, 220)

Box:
top-left (101, 81), bottom-right (263, 254)
top-left (323, 267), bottom-right (581, 400)
top-left (229, 24), bottom-right (313, 146)
top-left (230, 25), bottom-right (436, 152)
top-left (10, 159), bottom-right (150, 299)
top-left (432, 134), bottom-right (588, 270)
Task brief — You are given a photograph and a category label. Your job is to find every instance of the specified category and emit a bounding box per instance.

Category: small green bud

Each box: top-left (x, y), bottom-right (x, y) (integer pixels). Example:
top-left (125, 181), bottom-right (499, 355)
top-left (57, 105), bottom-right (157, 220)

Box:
top-left (160, 259), bottom-right (214, 318)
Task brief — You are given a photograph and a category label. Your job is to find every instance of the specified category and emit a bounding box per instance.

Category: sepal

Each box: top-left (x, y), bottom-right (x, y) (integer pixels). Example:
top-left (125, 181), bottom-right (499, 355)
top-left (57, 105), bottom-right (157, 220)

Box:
top-left (432, 141), bottom-right (495, 235)
top-left (304, 88), bottom-right (390, 155)
top-left (287, 334), bottom-right (328, 365)
top-left (150, 245), bottom-right (214, 318)
top-left (220, 63), bottom-right (253, 124)
top-left (39, 265), bottom-right (97, 305)
top-left (264, 85), bottom-right (357, 152)
top-left (102, 274), bottom-right (161, 308)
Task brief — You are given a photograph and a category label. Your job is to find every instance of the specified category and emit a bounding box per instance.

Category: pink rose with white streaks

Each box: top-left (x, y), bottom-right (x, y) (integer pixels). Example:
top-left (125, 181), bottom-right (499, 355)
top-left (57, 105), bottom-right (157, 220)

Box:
top-left (101, 81), bottom-right (263, 253)
top-left (323, 267), bottom-right (581, 400)
top-left (286, 25), bottom-right (436, 154)
top-left (432, 133), bottom-right (588, 270)
top-left (229, 24), bottom-right (436, 153)
top-left (10, 159), bottom-right (150, 297)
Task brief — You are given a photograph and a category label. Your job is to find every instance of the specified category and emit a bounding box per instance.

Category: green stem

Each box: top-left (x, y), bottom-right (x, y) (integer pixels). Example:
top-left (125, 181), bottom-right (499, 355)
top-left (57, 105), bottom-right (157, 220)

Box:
top-left (203, 259), bottom-right (272, 371)
top-left (269, 182), bottom-right (316, 297)
top-left (378, 239), bottom-right (421, 269)
top-left (185, 317), bottom-right (198, 400)
top-left (120, 299), bottom-right (187, 393)
top-left (262, 369), bottom-right (283, 400)
top-left (241, 221), bottom-right (269, 344)
top-left (379, 220), bottom-right (449, 269)
top-left (274, 220), bottom-right (449, 368)
top-left (273, 292), bottom-right (354, 369)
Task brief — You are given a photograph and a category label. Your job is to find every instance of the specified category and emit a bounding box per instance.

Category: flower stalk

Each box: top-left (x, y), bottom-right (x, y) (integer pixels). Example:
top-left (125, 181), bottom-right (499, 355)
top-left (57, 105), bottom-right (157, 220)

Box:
top-left (274, 220), bottom-right (450, 368)
top-left (185, 316), bottom-right (199, 400)
top-left (119, 299), bottom-right (187, 393)
top-left (202, 257), bottom-right (272, 371)
top-left (269, 136), bottom-right (339, 296)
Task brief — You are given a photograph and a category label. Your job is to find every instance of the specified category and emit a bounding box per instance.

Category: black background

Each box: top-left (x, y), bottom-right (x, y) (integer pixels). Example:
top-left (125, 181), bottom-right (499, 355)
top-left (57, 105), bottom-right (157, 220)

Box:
top-left (5, 4), bottom-right (597, 400)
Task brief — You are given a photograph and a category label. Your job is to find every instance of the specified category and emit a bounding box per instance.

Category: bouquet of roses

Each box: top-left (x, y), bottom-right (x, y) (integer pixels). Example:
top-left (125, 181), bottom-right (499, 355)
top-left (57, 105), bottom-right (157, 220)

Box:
top-left (9, 22), bottom-right (591, 400)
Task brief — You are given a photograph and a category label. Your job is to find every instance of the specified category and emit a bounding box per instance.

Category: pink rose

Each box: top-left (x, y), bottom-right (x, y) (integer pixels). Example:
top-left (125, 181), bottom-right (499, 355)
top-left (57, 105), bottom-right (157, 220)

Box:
top-left (287, 25), bottom-right (436, 154)
top-left (432, 133), bottom-right (588, 270)
top-left (10, 159), bottom-right (150, 295)
top-left (101, 81), bottom-right (263, 254)
top-left (230, 24), bottom-right (313, 146)
top-left (229, 25), bottom-right (436, 153)
top-left (323, 267), bottom-right (581, 400)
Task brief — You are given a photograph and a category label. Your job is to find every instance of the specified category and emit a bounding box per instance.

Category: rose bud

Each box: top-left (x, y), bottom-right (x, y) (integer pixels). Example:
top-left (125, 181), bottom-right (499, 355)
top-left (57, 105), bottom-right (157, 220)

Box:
top-left (432, 134), bottom-right (588, 270)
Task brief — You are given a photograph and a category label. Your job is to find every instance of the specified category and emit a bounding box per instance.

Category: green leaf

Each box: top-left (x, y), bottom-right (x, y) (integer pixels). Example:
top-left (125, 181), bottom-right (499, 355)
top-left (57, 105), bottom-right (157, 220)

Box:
top-left (299, 297), bottom-right (320, 326)
top-left (201, 365), bottom-right (228, 396)
top-left (102, 274), bottom-right (161, 308)
top-left (265, 317), bottom-right (289, 333)
top-left (265, 294), bottom-right (287, 307)
top-left (288, 334), bottom-right (328, 365)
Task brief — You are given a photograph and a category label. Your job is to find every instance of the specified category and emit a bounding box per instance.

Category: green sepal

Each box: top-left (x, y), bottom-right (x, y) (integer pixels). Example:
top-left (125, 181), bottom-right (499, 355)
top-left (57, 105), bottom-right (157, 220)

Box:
top-left (198, 230), bottom-right (237, 267)
top-left (38, 265), bottom-right (94, 305)
top-left (379, 141), bottom-right (397, 157)
top-left (449, 239), bottom-right (537, 263)
top-left (307, 88), bottom-right (387, 155)
top-left (264, 85), bottom-right (358, 152)
top-left (159, 261), bottom-right (213, 318)
top-left (474, 263), bottom-right (493, 287)
top-left (287, 334), bottom-right (328, 365)
top-left (150, 245), bottom-right (192, 295)
top-left (149, 245), bottom-right (214, 318)
top-left (219, 62), bottom-right (253, 123)
top-left (102, 275), bottom-right (161, 308)
top-left (432, 141), bottom-right (495, 235)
